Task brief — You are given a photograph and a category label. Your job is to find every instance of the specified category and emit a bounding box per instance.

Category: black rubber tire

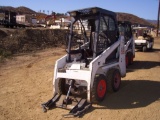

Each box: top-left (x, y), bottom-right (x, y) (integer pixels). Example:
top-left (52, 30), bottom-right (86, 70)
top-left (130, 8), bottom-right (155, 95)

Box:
top-left (91, 74), bottom-right (107, 103)
top-left (58, 78), bottom-right (67, 94)
top-left (142, 46), bottom-right (147, 52)
top-left (128, 52), bottom-right (134, 65)
top-left (150, 45), bottom-right (153, 50)
top-left (106, 69), bottom-right (121, 92)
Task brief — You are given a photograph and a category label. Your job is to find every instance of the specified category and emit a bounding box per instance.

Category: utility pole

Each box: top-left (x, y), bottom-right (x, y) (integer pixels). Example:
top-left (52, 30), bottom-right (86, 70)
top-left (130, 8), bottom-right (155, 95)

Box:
top-left (157, 0), bottom-right (160, 37)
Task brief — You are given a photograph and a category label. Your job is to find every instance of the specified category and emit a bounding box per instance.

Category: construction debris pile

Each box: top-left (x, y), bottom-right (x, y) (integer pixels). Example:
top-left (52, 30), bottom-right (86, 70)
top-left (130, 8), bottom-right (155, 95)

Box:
top-left (0, 28), bottom-right (68, 55)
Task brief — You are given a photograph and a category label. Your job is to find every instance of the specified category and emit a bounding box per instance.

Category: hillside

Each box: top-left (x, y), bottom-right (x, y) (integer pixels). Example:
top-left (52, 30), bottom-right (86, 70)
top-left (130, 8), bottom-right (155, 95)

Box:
top-left (0, 6), bottom-right (155, 27)
top-left (0, 6), bottom-right (36, 14)
top-left (117, 12), bottom-right (154, 27)
top-left (146, 20), bottom-right (157, 25)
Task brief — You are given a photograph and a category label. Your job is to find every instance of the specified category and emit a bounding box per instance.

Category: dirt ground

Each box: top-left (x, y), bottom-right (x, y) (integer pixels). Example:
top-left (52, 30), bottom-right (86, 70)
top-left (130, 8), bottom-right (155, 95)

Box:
top-left (0, 38), bottom-right (160, 120)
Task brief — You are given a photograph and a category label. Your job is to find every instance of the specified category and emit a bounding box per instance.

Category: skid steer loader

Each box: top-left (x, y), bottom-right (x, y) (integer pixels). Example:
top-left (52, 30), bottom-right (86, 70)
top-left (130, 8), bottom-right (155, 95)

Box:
top-left (118, 21), bottom-right (135, 67)
top-left (42, 7), bottom-right (126, 117)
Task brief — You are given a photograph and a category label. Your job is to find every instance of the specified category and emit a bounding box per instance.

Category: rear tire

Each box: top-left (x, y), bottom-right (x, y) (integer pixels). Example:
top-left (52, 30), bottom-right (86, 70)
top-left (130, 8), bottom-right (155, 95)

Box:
top-left (142, 46), bottom-right (147, 52)
top-left (106, 69), bottom-right (121, 92)
top-left (92, 74), bottom-right (107, 103)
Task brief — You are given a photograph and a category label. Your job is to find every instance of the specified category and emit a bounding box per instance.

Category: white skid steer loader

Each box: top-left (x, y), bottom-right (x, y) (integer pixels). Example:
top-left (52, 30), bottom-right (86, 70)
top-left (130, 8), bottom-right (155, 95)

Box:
top-left (42, 7), bottom-right (126, 117)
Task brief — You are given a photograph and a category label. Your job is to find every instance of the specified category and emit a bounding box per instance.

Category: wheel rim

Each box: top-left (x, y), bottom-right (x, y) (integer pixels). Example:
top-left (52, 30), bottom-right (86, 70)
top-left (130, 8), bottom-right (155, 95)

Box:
top-left (97, 80), bottom-right (106, 98)
top-left (114, 73), bottom-right (121, 89)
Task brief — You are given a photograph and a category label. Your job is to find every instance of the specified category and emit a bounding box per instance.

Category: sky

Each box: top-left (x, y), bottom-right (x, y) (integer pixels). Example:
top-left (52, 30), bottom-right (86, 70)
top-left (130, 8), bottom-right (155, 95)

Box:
top-left (0, 0), bottom-right (158, 20)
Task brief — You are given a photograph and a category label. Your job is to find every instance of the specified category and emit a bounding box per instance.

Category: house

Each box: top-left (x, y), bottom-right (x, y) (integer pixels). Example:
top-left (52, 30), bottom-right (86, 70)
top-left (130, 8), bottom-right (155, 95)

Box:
top-left (0, 10), bottom-right (17, 27)
top-left (47, 15), bottom-right (71, 29)
top-left (36, 14), bottom-right (46, 24)
top-left (16, 14), bottom-right (37, 26)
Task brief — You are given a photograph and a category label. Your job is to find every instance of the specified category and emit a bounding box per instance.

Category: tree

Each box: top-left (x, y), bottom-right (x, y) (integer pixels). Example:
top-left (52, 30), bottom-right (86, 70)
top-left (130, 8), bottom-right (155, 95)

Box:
top-left (65, 13), bottom-right (69, 16)
top-left (56, 13), bottom-right (64, 16)
top-left (51, 11), bottom-right (56, 15)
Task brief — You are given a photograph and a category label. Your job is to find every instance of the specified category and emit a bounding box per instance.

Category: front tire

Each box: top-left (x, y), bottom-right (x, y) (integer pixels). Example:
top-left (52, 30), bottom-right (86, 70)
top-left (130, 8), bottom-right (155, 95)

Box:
top-left (58, 78), bottom-right (68, 94)
top-left (92, 74), bottom-right (107, 103)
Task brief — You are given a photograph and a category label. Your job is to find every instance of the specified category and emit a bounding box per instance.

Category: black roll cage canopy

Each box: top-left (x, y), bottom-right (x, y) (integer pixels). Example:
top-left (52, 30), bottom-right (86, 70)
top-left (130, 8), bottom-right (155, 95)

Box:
top-left (68, 7), bottom-right (116, 18)
top-left (66, 7), bottom-right (118, 62)
top-left (118, 21), bottom-right (133, 43)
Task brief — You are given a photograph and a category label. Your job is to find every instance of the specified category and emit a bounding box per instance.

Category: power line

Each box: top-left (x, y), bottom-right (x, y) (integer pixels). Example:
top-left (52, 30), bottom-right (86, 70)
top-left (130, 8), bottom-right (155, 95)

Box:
top-left (157, 0), bottom-right (160, 37)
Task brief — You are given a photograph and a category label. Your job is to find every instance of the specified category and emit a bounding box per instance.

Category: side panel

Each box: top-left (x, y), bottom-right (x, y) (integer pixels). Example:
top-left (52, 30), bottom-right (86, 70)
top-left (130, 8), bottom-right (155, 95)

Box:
top-left (89, 37), bottom-right (121, 89)
top-left (119, 36), bottom-right (126, 77)
top-left (53, 54), bottom-right (67, 94)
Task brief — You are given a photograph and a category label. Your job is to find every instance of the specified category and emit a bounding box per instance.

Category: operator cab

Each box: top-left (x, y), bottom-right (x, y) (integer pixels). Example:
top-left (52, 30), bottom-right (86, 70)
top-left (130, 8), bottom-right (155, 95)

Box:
top-left (118, 21), bottom-right (132, 44)
top-left (66, 7), bottom-right (119, 66)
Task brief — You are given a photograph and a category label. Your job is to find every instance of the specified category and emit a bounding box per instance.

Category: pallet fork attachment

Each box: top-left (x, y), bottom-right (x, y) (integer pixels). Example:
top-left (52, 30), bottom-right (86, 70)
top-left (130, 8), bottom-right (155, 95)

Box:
top-left (41, 80), bottom-right (92, 117)
top-left (62, 99), bottom-right (92, 118)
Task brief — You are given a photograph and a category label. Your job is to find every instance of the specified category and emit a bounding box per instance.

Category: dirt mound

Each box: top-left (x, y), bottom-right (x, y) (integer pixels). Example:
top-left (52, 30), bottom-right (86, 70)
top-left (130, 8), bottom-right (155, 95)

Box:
top-left (0, 29), bottom-right (8, 39)
top-left (0, 28), bottom-right (68, 54)
top-left (0, 29), bottom-right (8, 56)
